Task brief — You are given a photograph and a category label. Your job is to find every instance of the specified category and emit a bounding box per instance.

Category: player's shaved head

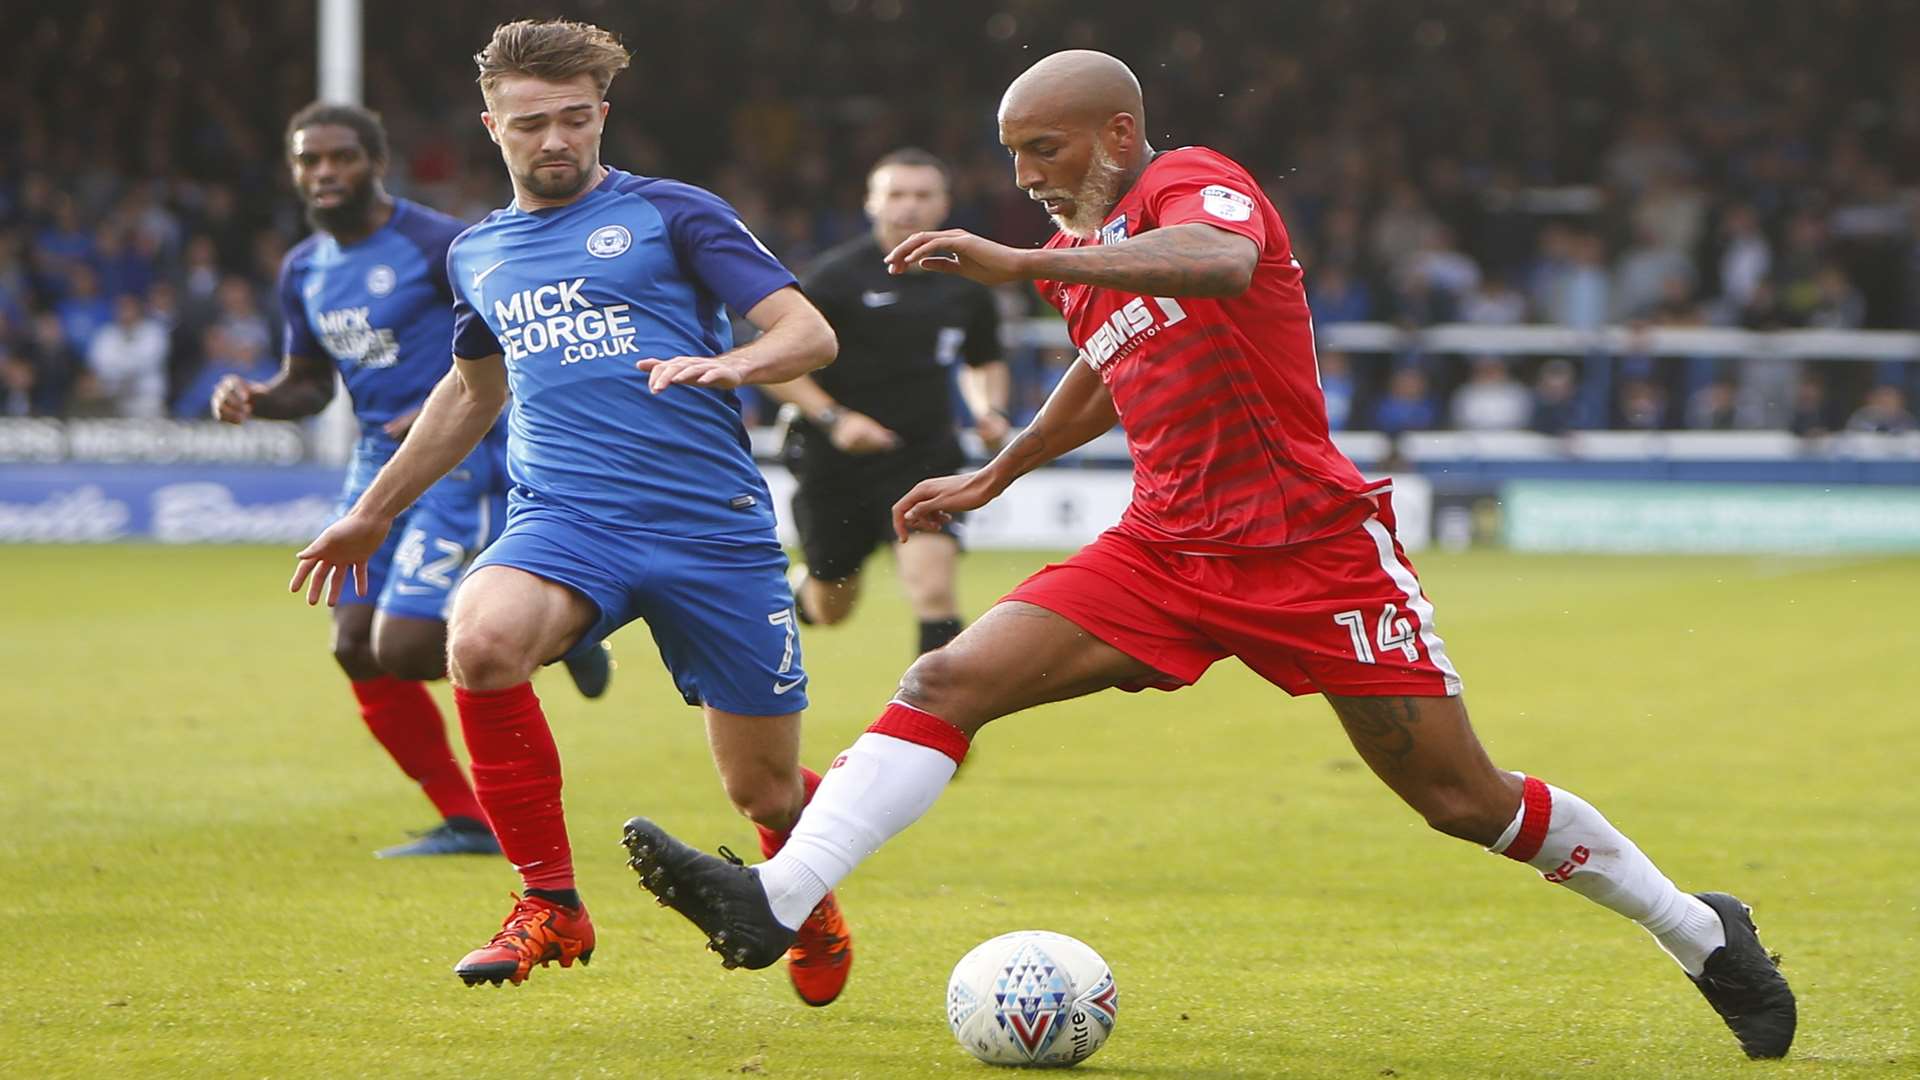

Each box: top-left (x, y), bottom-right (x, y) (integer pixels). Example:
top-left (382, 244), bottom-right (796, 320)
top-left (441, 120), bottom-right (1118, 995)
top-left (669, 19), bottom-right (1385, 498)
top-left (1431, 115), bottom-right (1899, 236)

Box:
top-left (996, 51), bottom-right (1153, 239)
top-left (999, 50), bottom-right (1144, 132)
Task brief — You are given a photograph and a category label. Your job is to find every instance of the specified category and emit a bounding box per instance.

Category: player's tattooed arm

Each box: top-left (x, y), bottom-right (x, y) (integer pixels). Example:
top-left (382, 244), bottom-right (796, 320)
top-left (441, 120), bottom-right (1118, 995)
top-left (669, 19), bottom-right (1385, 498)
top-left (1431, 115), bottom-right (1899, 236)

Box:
top-left (894, 360), bottom-right (1114, 539)
top-left (1025, 223), bottom-right (1259, 298)
top-left (991, 426), bottom-right (1055, 484)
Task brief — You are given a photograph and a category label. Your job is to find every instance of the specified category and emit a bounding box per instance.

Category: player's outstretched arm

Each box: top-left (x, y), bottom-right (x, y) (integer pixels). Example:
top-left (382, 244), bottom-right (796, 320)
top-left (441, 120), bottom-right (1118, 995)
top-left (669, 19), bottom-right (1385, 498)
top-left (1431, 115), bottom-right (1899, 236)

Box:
top-left (636, 286), bottom-right (836, 394)
top-left (289, 354), bottom-right (507, 606)
top-left (887, 224), bottom-right (1258, 299)
top-left (894, 358), bottom-right (1114, 539)
top-left (210, 352), bottom-right (334, 423)
top-left (1023, 223), bottom-right (1258, 298)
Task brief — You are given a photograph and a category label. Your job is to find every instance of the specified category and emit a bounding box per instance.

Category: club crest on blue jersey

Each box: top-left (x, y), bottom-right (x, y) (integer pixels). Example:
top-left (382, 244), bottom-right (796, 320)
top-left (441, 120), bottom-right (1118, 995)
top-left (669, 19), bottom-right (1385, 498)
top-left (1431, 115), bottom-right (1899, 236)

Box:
top-left (587, 224), bottom-right (632, 258)
top-left (365, 264), bottom-right (396, 296)
top-left (1099, 215), bottom-right (1129, 245)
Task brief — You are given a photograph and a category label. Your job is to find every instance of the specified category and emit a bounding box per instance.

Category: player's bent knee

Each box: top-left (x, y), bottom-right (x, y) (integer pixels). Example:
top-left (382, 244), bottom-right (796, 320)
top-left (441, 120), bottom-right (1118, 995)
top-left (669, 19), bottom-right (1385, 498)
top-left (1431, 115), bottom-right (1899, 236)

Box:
top-left (372, 638), bottom-right (447, 682)
top-left (725, 775), bottom-right (804, 834)
top-left (895, 647), bottom-right (996, 735)
top-left (446, 624), bottom-right (537, 691)
top-left (330, 636), bottom-right (381, 681)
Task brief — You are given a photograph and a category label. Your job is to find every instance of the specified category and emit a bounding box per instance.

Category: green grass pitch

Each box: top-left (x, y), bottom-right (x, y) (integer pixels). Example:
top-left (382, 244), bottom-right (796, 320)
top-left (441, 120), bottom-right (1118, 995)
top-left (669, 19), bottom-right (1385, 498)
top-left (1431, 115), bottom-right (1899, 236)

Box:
top-left (3, 545), bottom-right (1915, 1078)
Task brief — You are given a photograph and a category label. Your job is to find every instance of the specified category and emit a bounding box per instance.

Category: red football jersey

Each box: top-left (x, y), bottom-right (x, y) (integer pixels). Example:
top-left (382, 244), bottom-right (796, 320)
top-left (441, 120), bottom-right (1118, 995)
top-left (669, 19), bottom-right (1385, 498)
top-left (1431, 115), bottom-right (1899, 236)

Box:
top-left (1035, 146), bottom-right (1383, 550)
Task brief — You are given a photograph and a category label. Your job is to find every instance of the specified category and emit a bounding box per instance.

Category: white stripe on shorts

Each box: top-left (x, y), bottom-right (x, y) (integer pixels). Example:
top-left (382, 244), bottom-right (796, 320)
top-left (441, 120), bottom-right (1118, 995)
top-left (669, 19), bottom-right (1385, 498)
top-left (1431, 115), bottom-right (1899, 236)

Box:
top-left (1360, 516), bottom-right (1462, 696)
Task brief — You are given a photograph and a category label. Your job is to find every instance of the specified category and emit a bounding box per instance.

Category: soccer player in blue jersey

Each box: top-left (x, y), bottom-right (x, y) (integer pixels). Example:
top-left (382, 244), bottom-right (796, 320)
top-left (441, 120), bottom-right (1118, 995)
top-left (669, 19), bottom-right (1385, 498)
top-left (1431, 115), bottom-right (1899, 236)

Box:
top-left (290, 20), bottom-right (853, 1000)
top-left (218, 103), bottom-right (609, 860)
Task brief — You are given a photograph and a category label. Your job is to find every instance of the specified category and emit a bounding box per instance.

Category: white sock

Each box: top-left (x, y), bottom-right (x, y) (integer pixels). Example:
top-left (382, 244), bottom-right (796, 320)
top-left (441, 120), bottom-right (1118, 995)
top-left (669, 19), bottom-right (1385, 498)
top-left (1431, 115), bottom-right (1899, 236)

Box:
top-left (1489, 773), bottom-right (1726, 975)
top-left (756, 857), bottom-right (829, 931)
top-left (758, 726), bottom-right (961, 929)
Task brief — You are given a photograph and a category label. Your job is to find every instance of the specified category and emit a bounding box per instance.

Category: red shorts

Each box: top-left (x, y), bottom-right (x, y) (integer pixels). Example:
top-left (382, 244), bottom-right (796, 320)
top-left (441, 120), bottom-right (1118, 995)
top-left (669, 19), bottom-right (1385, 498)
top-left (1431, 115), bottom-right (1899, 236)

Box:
top-left (1002, 499), bottom-right (1462, 698)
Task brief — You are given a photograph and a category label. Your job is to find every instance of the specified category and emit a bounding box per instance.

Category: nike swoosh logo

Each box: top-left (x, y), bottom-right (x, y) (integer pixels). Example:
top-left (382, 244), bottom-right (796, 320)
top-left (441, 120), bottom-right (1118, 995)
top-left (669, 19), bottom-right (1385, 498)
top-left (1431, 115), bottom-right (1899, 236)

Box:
top-left (773, 677), bottom-right (805, 694)
top-left (471, 258), bottom-right (510, 288)
top-left (861, 290), bottom-right (898, 307)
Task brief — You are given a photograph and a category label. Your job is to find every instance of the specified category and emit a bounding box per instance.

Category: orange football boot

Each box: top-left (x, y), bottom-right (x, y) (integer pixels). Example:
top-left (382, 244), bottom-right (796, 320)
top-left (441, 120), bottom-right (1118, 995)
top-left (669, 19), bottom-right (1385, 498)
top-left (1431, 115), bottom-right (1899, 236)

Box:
top-left (787, 890), bottom-right (853, 1006)
top-left (455, 893), bottom-right (596, 987)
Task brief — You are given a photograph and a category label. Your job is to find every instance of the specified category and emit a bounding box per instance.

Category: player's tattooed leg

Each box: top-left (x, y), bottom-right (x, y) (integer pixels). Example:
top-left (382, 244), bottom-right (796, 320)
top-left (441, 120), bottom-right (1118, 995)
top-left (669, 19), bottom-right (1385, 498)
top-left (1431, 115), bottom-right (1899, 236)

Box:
top-left (1324, 693), bottom-right (1516, 846)
top-left (1326, 694), bottom-right (1423, 763)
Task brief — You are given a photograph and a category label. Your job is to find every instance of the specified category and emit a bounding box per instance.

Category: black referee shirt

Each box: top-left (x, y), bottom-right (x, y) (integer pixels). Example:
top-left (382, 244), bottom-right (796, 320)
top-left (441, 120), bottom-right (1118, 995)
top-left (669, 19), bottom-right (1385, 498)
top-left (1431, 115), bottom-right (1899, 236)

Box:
top-left (798, 234), bottom-right (1001, 450)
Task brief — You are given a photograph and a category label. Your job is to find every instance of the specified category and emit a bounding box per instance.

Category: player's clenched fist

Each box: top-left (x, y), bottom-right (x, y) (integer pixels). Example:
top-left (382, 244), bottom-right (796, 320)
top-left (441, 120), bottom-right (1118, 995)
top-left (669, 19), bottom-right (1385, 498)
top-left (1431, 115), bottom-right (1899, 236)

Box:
top-left (210, 374), bottom-right (266, 424)
top-left (290, 512), bottom-right (392, 607)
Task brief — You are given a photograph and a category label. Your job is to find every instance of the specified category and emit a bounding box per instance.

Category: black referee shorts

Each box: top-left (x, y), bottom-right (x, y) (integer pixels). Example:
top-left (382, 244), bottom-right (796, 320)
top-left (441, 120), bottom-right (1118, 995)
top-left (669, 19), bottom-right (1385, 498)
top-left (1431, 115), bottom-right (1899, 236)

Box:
top-left (789, 444), bottom-right (965, 582)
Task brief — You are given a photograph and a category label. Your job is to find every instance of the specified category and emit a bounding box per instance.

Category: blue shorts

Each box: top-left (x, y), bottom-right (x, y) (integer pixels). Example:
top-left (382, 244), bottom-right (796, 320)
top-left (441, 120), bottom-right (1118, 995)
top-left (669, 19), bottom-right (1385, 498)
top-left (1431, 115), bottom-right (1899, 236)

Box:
top-left (469, 496), bottom-right (807, 716)
top-left (336, 433), bottom-right (508, 621)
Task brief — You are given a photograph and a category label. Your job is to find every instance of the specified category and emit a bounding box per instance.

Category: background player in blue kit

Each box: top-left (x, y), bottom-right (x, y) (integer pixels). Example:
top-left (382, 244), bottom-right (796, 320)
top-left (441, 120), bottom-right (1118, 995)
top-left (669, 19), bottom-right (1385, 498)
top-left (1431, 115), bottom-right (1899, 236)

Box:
top-left (216, 103), bottom-right (609, 860)
top-left (290, 21), bottom-right (854, 1002)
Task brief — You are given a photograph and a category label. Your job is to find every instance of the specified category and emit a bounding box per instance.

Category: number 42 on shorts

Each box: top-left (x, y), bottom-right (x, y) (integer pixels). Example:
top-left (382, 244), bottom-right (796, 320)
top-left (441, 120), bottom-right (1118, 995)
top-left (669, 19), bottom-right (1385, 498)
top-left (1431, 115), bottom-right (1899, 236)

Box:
top-left (1333, 604), bottom-right (1420, 664)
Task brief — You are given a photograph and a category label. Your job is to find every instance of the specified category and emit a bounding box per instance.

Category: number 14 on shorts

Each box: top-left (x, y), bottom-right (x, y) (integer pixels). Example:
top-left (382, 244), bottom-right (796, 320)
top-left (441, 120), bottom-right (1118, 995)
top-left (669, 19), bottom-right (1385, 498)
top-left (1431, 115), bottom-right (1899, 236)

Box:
top-left (1333, 604), bottom-right (1420, 664)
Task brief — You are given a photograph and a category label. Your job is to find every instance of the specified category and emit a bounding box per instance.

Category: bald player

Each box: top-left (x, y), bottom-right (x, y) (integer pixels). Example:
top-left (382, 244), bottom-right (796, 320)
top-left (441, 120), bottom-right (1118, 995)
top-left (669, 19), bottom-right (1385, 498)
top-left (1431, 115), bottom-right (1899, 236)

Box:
top-left (619, 51), bottom-right (1796, 1060)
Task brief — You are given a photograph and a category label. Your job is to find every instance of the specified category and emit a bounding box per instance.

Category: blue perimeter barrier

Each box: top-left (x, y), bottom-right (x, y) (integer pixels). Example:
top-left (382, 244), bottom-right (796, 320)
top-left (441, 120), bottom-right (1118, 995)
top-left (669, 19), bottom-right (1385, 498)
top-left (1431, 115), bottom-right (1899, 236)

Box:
top-left (0, 464), bottom-right (340, 542)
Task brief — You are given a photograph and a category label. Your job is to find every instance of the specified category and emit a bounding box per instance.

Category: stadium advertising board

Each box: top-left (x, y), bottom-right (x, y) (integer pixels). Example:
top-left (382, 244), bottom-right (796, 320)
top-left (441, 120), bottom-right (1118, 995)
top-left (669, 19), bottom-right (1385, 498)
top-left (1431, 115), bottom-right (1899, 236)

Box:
top-left (764, 469), bottom-right (1430, 552)
top-left (0, 418), bottom-right (309, 465)
top-left (0, 463), bottom-right (1433, 550)
top-left (1502, 481), bottom-right (1920, 553)
top-left (0, 465), bottom-right (339, 543)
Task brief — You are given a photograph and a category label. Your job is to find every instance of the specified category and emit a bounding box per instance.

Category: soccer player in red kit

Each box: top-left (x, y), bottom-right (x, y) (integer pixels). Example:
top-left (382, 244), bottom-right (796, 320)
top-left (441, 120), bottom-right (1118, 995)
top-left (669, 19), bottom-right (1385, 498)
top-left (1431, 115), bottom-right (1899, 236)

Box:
top-left (621, 50), bottom-right (1795, 1059)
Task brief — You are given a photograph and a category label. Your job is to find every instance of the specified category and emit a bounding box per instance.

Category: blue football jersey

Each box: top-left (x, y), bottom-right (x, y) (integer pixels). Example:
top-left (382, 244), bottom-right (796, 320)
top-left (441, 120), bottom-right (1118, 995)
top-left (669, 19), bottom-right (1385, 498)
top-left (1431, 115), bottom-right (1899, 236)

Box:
top-left (279, 198), bottom-right (470, 430)
top-left (447, 167), bottom-right (797, 537)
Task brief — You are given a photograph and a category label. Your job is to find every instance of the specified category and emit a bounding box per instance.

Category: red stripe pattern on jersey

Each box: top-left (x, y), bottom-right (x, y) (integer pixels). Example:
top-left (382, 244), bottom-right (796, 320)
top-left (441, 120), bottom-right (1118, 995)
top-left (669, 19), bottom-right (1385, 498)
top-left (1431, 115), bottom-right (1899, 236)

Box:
top-left (1035, 147), bottom-right (1383, 551)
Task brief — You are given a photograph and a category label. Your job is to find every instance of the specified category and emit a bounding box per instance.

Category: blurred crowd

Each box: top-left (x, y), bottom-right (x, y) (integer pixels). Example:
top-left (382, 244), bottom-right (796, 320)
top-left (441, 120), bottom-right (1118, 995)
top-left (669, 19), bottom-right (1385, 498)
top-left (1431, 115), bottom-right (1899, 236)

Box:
top-left (2, 0), bottom-right (1916, 436)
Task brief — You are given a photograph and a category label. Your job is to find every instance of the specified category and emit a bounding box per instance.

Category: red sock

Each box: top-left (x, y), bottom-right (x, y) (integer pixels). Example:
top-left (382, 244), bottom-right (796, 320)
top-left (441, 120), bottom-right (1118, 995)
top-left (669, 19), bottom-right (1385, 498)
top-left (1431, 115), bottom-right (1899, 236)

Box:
top-left (350, 676), bottom-right (485, 823)
top-left (1496, 775), bottom-right (1554, 863)
top-left (454, 682), bottom-right (573, 891)
top-left (756, 766), bottom-right (824, 858)
top-left (869, 700), bottom-right (970, 764)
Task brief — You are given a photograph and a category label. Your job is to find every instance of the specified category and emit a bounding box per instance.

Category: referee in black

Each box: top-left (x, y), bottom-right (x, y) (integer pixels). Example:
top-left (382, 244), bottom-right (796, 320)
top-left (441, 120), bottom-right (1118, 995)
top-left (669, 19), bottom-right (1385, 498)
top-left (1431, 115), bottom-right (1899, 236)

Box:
top-left (771, 148), bottom-right (1010, 655)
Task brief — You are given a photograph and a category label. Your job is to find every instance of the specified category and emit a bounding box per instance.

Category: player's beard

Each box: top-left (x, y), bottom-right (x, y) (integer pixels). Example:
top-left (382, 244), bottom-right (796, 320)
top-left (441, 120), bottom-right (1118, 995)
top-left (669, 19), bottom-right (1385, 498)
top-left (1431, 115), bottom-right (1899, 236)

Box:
top-left (520, 153), bottom-right (595, 200)
top-left (1035, 143), bottom-right (1129, 239)
top-left (305, 177), bottom-right (377, 237)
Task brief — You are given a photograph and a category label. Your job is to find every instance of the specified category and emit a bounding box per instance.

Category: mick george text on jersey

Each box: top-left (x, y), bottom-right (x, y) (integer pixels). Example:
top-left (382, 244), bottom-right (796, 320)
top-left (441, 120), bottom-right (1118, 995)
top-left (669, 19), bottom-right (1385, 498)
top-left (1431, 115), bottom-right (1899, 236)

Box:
top-left (491, 277), bottom-right (639, 366)
top-left (314, 306), bottom-right (401, 369)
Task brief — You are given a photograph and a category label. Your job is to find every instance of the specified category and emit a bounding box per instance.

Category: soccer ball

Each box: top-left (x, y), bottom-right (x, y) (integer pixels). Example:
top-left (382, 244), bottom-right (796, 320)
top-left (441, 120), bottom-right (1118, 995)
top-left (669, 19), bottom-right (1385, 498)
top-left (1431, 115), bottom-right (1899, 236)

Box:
top-left (946, 930), bottom-right (1119, 1068)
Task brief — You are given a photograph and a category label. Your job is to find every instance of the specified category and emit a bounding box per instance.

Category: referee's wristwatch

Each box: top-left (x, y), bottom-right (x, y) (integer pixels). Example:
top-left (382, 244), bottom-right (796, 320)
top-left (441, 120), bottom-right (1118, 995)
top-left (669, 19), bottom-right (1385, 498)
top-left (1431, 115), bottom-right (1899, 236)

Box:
top-left (810, 404), bottom-right (844, 430)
